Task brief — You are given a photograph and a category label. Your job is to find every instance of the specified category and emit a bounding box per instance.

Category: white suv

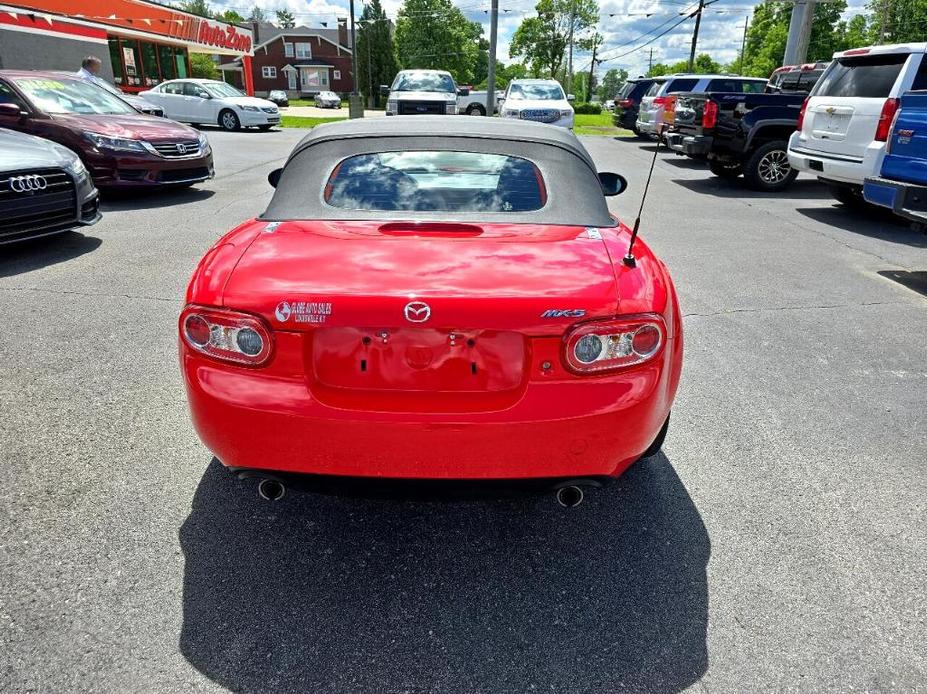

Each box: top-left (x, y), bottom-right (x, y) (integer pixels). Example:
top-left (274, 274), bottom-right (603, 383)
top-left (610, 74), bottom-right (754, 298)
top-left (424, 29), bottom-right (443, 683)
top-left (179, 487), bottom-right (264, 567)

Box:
top-left (788, 43), bottom-right (927, 205)
top-left (499, 79), bottom-right (574, 129)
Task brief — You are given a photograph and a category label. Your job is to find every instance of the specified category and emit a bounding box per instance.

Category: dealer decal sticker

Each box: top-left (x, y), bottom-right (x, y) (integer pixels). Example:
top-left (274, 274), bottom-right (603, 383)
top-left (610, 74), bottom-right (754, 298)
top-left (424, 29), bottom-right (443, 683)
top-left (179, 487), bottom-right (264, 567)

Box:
top-left (275, 300), bottom-right (332, 324)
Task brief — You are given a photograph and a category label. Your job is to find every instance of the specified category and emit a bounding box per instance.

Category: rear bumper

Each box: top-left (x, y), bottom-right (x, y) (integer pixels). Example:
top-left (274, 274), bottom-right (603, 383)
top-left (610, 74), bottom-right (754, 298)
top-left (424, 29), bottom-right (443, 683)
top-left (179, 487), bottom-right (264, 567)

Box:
top-left (181, 334), bottom-right (682, 480)
top-left (863, 176), bottom-right (927, 222)
top-left (666, 133), bottom-right (712, 156)
top-left (787, 132), bottom-right (883, 185)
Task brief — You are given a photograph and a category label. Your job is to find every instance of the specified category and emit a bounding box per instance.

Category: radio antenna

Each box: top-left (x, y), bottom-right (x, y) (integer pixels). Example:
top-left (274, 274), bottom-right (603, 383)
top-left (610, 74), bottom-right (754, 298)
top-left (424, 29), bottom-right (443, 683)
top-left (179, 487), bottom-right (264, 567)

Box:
top-left (623, 138), bottom-right (662, 267)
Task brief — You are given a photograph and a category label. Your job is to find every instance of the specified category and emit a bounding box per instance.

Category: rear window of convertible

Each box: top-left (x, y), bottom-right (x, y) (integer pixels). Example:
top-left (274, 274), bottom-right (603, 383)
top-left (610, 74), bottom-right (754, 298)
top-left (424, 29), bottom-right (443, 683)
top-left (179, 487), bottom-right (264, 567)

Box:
top-left (323, 151), bottom-right (547, 212)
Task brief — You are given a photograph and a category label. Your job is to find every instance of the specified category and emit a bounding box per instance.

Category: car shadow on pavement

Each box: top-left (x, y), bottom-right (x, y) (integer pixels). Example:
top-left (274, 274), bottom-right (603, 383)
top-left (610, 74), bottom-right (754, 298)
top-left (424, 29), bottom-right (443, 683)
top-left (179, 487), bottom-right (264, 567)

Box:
top-left (661, 156), bottom-right (707, 169)
top-left (796, 206), bottom-right (927, 248)
top-left (672, 176), bottom-right (829, 200)
top-left (179, 454), bottom-right (710, 693)
top-left (0, 231), bottom-right (101, 278)
top-left (99, 186), bottom-right (215, 212)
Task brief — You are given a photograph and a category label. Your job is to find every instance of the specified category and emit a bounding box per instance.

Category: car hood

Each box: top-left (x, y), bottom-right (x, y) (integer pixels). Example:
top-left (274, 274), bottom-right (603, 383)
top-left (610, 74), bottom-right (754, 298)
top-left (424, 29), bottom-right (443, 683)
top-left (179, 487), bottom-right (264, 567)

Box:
top-left (0, 127), bottom-right (76, 170)
top-left (52, 112), bottom-right (198, 140)
top-left (504, 99), bottom-right (571, 111)
top-left (222, 96), bottom-right (277, 109)
top-left (392, 91), bottom-right (457, 102)
top-left (221, 220), bottom-right (620, 334)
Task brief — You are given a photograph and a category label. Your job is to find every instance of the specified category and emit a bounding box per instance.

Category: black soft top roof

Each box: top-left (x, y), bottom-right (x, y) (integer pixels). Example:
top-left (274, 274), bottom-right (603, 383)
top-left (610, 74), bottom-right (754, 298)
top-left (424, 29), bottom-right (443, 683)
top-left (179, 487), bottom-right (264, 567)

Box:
top-left (263, 116), bottom-right (616, 227)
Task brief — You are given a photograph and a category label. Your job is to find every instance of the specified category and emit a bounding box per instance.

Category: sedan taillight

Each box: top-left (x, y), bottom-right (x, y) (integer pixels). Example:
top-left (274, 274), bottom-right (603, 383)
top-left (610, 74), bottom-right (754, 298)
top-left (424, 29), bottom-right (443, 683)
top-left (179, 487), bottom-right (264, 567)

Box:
top-left (180, 306), bottom-right (273, 366)
top-left (564, 316), bottom-right (665, 374)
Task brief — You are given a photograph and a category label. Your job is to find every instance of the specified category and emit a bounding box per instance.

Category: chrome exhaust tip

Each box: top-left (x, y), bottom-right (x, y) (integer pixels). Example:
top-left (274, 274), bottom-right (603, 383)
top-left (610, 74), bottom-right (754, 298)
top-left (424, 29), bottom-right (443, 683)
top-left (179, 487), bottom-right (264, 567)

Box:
top-left (555, 485), bottom-right (584, 508)
top-left (258, 478), bottom-right (286, 502)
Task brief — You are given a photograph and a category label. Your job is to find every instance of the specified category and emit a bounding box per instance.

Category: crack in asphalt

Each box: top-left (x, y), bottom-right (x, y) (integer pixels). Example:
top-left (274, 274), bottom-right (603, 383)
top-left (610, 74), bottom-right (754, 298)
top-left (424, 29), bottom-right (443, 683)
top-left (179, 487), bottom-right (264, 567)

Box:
top-left (683, 300), bottom-right (908, 318)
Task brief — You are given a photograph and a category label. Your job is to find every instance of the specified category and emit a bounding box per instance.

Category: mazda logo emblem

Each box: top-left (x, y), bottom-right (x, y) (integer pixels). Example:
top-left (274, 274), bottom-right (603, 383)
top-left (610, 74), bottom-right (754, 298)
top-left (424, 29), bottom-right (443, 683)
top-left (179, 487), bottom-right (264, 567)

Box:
top-left (403, 301), bottom-right (431, 323)
top-left (9, 174), bottom-right (47, 193)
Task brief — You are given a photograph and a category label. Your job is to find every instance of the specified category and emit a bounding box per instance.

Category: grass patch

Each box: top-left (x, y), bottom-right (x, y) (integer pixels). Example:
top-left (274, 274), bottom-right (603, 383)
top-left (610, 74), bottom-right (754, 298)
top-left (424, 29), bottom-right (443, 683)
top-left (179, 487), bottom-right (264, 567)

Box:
top-left (574, 112), bottom-right (632, 136)
top-left (280, 115), bottom-right (348, 129)
top-left (285, 98), bottom-right (351, 108)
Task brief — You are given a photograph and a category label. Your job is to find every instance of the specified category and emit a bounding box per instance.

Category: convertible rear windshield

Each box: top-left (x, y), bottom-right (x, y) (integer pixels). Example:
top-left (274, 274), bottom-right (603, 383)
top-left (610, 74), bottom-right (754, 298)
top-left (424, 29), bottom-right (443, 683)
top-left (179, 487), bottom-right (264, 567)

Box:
top-left (324, 151), bottom-right (547, 212)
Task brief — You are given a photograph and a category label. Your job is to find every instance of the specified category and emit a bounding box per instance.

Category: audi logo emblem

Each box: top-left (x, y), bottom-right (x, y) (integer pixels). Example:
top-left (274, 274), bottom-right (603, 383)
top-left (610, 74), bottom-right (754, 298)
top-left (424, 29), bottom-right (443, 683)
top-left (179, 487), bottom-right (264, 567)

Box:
top-left (9, 174), bottom-right (47, 193)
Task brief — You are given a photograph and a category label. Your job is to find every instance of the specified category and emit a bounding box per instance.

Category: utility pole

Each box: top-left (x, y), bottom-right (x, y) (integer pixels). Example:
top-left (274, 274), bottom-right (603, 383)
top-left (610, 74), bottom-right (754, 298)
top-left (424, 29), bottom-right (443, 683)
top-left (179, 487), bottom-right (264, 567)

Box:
top-left (783, 0), bottom-right (815, 65)
top-left (348, 0), bottom-right (363, 117)
top-left (365, 16), bottom-right (373, 108)
top-left (486, 0), bottom-right (498, 115)
top-left (566, 0), bottom-right (575, 91)
top-left (587, 34), bottom-right (599, 102)
top-left (648, 47), bottom-right (653, 75)
top-left (740, 15), bottom-right (749, 72)
top-left (687, 0), bottom-right (705, 72)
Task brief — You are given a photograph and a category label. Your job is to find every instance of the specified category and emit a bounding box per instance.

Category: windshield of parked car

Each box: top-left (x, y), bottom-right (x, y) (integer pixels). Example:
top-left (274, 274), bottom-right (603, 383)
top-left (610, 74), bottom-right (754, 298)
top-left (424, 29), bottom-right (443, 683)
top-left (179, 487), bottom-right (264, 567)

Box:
top-left (814, 54), bottom-right (907, 98)
top-left (324, 151), bottom-right (546, 212)
top-left (204, 81), bottom-right (245, 98)
top-left (507, 83), bottom-right (565, 100)
top-left (13, 76), bottom-right (136, 115)
top-left (391, 72), bottom-right (456, 93)
top-left (776, 69), bottom-right (824, 93)
top-left (319, 91), bottom-right (338, 99)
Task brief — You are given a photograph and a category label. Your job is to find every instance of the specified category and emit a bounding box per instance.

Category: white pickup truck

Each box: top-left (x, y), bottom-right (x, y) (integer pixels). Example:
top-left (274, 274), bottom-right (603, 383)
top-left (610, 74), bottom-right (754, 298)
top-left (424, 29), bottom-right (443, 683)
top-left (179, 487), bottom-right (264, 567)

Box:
top-left (381, 70), bottom-right (467, 116)
top-left (457, 89), bottom-right (505, 116)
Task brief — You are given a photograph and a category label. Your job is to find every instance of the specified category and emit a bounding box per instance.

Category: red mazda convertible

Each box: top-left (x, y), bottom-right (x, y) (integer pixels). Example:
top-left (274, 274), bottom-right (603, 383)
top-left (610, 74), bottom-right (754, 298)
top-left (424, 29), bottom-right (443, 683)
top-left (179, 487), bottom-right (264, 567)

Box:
top-left (180, 117), bottom-right (682, 502)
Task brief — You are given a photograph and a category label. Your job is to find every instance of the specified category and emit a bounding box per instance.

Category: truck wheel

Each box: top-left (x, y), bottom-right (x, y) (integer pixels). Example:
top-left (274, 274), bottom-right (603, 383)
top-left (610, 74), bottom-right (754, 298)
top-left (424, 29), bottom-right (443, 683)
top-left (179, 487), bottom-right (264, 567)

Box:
top-left (828, 183), bottom-right (871, 209)
top-left (708, 160), bottom-right (742, 179)
top-left (743, 140), bottom-right (797, 192)
top-left (466, 103), bottom-right (486, 116)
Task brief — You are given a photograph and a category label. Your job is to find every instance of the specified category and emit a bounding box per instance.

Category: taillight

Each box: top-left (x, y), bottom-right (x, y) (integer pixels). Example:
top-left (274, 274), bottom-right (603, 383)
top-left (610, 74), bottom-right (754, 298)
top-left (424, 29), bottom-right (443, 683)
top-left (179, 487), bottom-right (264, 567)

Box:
top-left (796, 97), bottom-right (809, 131)
top-left (653, 96), bottom-right (667, 106)
top-left (619, 98), bottom-right (633, 109)
top-left (564, 316), bottom-right (665, 374)
top-left (180, 305), bottom-right (273, 366)
top-left (875, 97), bottom-right (900, 142)
top-left (702, 100), bottom-right (718, 129)
top-left (885, 105), bottom-right (902, 154)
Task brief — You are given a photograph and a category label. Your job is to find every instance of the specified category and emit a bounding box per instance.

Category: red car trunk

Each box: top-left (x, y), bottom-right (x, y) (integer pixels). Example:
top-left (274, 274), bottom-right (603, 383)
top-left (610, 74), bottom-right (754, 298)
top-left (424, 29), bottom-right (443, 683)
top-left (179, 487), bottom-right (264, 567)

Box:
top-left (219, 220), bottom-right (621, 407)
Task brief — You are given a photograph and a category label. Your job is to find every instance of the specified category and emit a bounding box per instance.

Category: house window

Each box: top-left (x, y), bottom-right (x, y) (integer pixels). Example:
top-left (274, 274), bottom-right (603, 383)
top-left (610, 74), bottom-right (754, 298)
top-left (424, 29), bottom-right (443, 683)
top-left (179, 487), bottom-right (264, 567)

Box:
top-left (333, 70), bottom-right (341, 80)
top-left (295, 43), bottom-right (311, 59)
top-left (262, 66), bottom-right (277, 78)
top-left (321, 73), bottom-right (328, 85)
top-left (284, 42), bottom-right (294, 57)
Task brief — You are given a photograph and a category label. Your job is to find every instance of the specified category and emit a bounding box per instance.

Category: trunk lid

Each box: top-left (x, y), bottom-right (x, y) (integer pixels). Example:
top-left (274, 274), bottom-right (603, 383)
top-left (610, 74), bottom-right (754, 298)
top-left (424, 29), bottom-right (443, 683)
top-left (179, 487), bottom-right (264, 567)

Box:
top-left (222, 220), bottom-right (620, 402)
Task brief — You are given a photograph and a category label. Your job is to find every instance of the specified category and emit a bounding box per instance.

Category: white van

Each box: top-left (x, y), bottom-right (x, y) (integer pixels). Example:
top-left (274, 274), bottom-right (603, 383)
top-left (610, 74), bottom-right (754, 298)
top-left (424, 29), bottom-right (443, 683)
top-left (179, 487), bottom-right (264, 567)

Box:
top-left (788, 43), bottom-right (927, 205)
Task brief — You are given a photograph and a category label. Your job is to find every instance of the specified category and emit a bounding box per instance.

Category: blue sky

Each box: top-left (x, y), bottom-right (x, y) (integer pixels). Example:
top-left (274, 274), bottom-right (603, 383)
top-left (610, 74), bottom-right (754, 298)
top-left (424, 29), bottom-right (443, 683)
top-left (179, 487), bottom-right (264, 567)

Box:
top-left (220, 0), bottom-right (871, 78)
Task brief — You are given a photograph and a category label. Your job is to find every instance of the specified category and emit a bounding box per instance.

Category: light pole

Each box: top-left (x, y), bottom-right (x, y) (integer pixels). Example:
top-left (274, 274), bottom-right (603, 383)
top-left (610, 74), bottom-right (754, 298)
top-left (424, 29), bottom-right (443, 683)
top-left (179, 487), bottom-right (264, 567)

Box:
top-left (348, 0), bottom-right (363, 117)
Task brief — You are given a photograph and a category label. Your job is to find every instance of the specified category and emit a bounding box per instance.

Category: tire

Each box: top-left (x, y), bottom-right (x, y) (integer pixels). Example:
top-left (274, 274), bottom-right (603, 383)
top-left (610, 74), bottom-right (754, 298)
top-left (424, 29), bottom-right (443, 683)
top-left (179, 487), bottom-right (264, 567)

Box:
top-left (828, 183), bottom-right (870, 209)
top-left (466, 103), bottom-right (486, 116)
top-left (708, 160), bottom-right (743, 179)
top-left (742, 140), bottom-right (798, 192)
top-left (219, 109), bottom-right (240, 131)
top-left (641, 414), bottom-right (670, 460)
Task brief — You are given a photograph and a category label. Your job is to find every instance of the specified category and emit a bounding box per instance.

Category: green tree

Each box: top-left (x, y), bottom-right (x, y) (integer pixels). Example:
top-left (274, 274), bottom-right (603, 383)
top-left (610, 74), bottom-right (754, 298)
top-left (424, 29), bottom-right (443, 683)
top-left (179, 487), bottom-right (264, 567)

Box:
top-left (509, 0), bottom-right (598, 78)
top-left (394, 0), bottom-right (483, 83)
top-left (597, 67), bottom-right (627, 100)
top-left (357, 0), bottom-right (400, 106)
top-left (247, 6), bottom-right (267, 22)
top-left (215, 9), bottom-right (245, 23)
top-left (177, 0), bottom-right (211, 16)
top-left (692, 53), bottom-right (721, 73)
top-left (275, 9), bottom-right (296, 28)
top-left (869, 0), bottom-right (927, 43)
top-left (190, 53), bottom-right (219, 78)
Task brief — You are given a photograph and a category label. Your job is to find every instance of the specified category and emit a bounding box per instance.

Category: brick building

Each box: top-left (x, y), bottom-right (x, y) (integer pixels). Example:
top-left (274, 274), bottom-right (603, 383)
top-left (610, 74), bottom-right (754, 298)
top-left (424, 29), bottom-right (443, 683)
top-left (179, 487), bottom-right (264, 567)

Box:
top-left (220, 20), bottom-right (352, 98)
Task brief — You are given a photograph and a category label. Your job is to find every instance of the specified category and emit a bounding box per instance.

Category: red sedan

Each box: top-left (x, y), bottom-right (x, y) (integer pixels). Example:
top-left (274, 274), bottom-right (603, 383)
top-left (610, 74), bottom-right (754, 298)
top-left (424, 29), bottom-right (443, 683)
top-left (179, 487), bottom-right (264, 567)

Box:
top-left (180, 117), bottom-right (682, 502)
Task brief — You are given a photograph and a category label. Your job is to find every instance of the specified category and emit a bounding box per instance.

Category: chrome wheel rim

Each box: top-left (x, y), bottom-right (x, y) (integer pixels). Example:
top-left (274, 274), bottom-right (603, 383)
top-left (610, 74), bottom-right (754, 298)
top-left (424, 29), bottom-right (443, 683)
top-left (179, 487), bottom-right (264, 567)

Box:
top-left (222, 113), bottom-right (236, 129)
top-left (758, 149), bottom-right (790, 184)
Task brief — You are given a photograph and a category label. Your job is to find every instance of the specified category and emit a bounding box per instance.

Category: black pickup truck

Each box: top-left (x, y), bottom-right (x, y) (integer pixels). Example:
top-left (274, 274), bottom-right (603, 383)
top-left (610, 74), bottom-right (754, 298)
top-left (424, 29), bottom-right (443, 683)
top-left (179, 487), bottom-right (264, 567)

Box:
top-left (666, 92), bottom-right (806, 191)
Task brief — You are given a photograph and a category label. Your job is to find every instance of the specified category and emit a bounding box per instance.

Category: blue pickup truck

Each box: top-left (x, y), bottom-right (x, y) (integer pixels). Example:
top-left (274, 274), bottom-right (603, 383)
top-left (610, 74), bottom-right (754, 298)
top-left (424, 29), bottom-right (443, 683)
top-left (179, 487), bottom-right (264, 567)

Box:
top-left (864, 92), bottom-right (927, 225)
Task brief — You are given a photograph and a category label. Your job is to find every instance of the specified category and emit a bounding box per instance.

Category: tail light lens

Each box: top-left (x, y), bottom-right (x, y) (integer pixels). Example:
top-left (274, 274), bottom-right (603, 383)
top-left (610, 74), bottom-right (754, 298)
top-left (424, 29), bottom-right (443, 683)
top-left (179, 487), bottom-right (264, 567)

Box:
top-left (180, 305), bottom-right (273, 366)
top-left (653, 96), bottom-right (667, 106)
top-left (564, 316), bottom-right (666, 374)
top-left (702, 100), bottom-right (718, 129)
top-left (619, 98), bottom-right (633, 109)
top-left (885, 105), bottom-right (902, 154)
top-left (875, 97), bottom-right (900, 142)
top-left (796, 97), bottom-right (809, 131)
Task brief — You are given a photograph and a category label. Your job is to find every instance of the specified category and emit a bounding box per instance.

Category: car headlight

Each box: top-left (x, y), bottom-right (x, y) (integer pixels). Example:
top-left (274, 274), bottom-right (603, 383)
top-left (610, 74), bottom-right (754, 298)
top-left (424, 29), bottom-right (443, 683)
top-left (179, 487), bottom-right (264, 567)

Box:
top-left (387, 100), bottom-right (398, 113)
top-left (84, 133), bottom-right (147, 153)
top-left (65, 156), bottom-right (88, 178)
top-left (197, 133), bottom-right (210, 150)
top-left (503, 109), bottom-right (519, 118)
top-left (241, 105), bottom-right (260, 112)
top-left (560, 109), bottom-right (573, 118)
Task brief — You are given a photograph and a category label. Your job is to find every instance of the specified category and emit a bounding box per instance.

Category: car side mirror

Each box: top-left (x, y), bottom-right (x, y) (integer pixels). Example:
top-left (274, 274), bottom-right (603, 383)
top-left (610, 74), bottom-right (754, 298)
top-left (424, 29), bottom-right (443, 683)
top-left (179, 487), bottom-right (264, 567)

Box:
top-left (0, 102), bottom-right (25, 118)
top-left (197, 91), bottom-right (211, 99)
top-left (380, 85), bottom-right (390, 97)
top-left (268, 168), bottom-right (282, 188)
top-left (598, 172), bottom-right (627, 196)
top-left (457, 87), bottom-right (470, 97)
top-left (567, 94), bottom-right (575, 102)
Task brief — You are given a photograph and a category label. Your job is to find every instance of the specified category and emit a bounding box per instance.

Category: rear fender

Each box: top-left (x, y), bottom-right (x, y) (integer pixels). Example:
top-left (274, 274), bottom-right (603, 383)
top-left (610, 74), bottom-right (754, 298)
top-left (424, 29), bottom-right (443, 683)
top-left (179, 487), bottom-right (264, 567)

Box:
top-left (184, 219), bottom-right (264, 306)
top-left (744, 119), bottom-right (800, 150)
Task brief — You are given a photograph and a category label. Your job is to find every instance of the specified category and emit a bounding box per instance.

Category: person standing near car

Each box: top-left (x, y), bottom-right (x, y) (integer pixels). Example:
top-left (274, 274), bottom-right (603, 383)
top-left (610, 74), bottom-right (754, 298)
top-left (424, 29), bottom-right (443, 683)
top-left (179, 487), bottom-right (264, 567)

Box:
top-left (76, 56), bottom-right (102, 81)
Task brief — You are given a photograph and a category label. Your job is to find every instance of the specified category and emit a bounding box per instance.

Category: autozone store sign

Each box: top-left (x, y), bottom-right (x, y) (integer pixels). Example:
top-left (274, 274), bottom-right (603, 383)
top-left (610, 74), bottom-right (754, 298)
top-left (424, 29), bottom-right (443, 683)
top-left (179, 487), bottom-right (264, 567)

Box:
top-left (194, 18), bottom-right (251, 52)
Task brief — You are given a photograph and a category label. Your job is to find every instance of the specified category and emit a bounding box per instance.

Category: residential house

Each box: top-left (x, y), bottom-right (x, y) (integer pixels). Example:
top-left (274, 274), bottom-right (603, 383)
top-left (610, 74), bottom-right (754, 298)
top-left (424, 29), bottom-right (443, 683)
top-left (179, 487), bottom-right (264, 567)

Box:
top-left (220, 19), bottom-right (353, 97)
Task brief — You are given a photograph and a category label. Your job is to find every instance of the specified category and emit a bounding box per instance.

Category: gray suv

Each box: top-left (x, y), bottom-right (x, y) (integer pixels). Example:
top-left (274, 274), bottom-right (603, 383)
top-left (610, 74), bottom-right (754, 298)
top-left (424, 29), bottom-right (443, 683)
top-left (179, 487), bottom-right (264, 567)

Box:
top-left (0, 127), bottom-right (100, 244)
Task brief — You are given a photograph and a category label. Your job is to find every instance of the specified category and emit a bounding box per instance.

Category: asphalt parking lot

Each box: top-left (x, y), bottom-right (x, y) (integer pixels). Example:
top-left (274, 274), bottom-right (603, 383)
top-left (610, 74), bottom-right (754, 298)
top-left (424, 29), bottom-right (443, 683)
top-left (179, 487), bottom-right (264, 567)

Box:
top-left (1, 128), bottom-right (925, 693)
